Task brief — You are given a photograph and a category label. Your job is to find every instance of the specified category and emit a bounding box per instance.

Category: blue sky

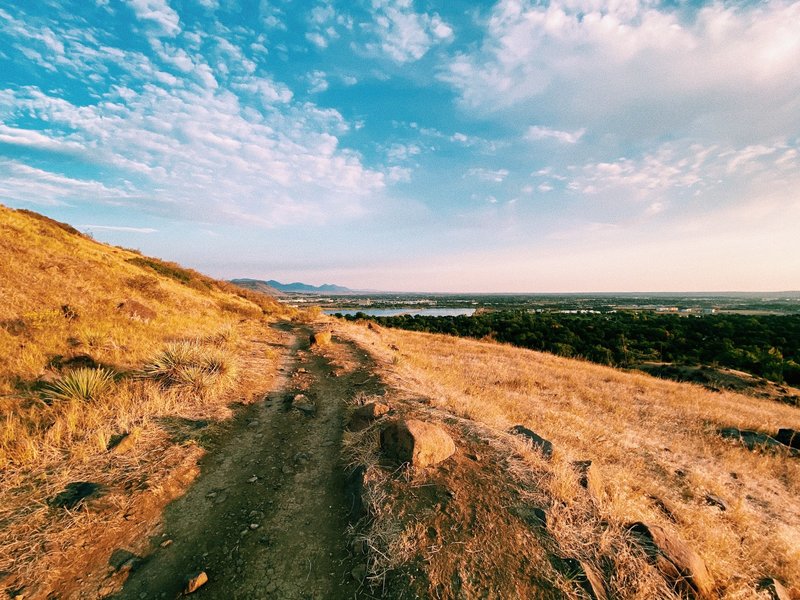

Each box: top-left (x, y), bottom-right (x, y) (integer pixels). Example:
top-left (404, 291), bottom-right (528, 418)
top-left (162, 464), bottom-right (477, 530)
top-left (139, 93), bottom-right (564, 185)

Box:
top-left (1, 0), bottom-right (799, 292)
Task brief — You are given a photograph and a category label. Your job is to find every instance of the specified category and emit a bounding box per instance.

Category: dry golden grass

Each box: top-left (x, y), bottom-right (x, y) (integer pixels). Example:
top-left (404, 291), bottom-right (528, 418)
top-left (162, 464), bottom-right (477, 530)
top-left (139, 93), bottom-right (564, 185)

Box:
top-left (0, 204), bottom-right (292, 594)
top-left (335, 319), bottom-right (800, 598)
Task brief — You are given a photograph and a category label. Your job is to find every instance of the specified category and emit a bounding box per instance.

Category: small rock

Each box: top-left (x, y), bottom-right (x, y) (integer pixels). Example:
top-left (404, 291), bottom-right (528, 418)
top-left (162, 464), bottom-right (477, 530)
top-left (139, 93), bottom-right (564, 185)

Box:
top-left (759, 577), bottom-right (791, 600)
top-left (292, 394), bottom-right (316, 416)
top-left (281, 465), bottom-right (295, 475)
top-left (109, 549), bottom-right (139, 572)
top-left (185, 571), bottom-right (208, 594)
top-left (249, 523), bottom-right (259, 530)
top-left (703, 493), bottom-right (727, 511)
top-left (310, 331), bottom-right (332, 346)
top-left (380, 419), bottom-right (456, 467)
top-left (160, 539), bottom-right (173, 548)
top-left (108, 428), bottom-right (140, 454)
top-left (247, 475), bottom-right (258, 483)
top-left (117, 299), bottom-right (156, 322)
top-left (297, 368), bottom-right (308, 374)
top-left (509, 425), bottom-right (553, 459)
top-left (349, 402), bottom-right (390, 431)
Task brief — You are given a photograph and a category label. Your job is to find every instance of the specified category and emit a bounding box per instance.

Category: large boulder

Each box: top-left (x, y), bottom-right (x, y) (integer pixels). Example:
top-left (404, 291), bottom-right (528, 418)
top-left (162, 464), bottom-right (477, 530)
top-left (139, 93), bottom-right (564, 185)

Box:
top-left (627, 522), bottom-right (715, 599)
top-left (509, 425), bottom-right (553, 459)
top-left (381, 419), bottom-right (455, 467)
top-left (310, 331), bottom-right (332, 347)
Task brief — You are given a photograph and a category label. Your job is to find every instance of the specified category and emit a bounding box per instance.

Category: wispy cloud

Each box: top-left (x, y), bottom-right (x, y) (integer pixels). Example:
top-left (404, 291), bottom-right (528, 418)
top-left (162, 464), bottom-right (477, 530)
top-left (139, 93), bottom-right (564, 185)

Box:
top-left (525, 125), bottom-right (585, 144)
top-left (466, 167), bottom-right (509, 182)
top-left (81, 224), bottom-right (158, 233)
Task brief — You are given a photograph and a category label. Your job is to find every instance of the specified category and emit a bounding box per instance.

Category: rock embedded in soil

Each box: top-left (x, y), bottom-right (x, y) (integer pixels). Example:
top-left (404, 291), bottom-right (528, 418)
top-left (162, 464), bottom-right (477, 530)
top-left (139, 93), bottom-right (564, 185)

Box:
top-left (310, 331), bottom-right (332, 347)
top-left (579, 560), bottom-right (608, 600)
top-left (703, 493), bottom-right (727, 511)
top-left (291, 394), bottom-right (316, 416)
top-left (48, 481), bottom-right (104, 509)
top-left (108, 428), bottom-right (140, 454)
top-left (116, 299), bottom-right (156, 322)
top-left (759, 577), bottom-right (791, 600)
top-left (775, 428), bottom-right (800, 449)
top-left (509, 425), bottom-right (553, 459)
top-left (380, 418), bottom-right (456, 467)
top-left (627, 522), bottom-right (715, 599)
top-left (718, 427), bottom-right (781, 450)
top-left (185, 571), bottom-right (208, 594)
top-left (349, 401), bottom-right (390, 431)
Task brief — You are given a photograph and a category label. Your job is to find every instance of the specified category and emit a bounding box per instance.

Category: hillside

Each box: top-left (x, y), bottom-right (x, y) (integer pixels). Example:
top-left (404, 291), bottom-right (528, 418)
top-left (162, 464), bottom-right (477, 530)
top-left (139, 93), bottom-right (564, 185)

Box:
top-left (0, 205), bottom-right (294, 596)
top-left (1, 204), bottom-right (799, 599)
top-left (334, 320), bottom-right (800, 599)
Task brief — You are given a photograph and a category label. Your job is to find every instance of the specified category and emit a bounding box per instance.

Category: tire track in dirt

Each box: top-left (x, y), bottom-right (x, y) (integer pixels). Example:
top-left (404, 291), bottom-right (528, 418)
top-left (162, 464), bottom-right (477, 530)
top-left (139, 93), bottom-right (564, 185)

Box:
top-left (112, 324), bottom-right (377, 599)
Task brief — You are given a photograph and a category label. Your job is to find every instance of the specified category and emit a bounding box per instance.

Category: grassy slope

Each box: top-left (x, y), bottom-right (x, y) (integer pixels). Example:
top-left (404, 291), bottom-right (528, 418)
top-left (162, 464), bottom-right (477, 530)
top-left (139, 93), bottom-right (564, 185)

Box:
top-left (0, 205), bottom-right (291, 595)
top-left (338, 320), bottom-right (800, 598)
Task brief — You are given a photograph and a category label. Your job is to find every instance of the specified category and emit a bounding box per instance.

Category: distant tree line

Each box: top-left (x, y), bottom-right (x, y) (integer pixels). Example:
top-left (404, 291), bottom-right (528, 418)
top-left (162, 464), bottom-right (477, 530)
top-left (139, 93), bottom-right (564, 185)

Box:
top-left (338, 311), bottom-right (800, 384)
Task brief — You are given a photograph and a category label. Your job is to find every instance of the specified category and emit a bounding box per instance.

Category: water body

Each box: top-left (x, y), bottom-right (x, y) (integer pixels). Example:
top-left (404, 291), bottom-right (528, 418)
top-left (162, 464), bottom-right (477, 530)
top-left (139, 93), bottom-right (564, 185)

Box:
top-left (324, 308), bottom-right (476, 317)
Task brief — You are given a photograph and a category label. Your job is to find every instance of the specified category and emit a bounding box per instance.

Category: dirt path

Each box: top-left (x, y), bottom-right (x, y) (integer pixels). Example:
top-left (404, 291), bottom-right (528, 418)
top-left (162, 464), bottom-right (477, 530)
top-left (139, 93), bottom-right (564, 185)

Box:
top-left (112, 323), bottom-right (376, 599)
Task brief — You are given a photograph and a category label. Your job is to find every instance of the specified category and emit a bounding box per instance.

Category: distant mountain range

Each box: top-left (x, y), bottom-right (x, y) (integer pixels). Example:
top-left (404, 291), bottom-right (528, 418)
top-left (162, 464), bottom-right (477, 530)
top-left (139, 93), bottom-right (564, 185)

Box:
top-left (230, 278), bottom-right (353, 295)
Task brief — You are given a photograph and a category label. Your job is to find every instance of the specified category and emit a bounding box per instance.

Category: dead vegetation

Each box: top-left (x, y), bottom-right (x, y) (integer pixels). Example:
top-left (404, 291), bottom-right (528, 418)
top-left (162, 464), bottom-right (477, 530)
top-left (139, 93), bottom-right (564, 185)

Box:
top-left (335, 319), bottom-right (800, 599)
top-left (0, 204), bottom-right (293, 597)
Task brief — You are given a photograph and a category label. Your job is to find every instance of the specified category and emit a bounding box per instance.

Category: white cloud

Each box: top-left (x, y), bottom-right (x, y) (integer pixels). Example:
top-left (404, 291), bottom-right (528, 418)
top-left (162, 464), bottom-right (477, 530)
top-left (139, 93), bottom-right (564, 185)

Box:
top-left (0, 16), bottom-right (386, 228)
top-left (441, 0), bottom-right (800, 145)
top-left (386, 143), bottom-right (422, 162)
top-left (0, 160), bottom-right (134, 206)
top-left (526, 125), bottom-right (585, 144)
top-left (467, 167), bottom-right (510, 182)
top-left (365, 0), bottom-right (453, 63)
top-left (81, 225), bottom-right (158, 233)
top-left (565, 140), bottom-right (800, 221)
top-left (125, 0), bottom-right (181, 37)
top-left (306, 71), bottom-right (329, 94)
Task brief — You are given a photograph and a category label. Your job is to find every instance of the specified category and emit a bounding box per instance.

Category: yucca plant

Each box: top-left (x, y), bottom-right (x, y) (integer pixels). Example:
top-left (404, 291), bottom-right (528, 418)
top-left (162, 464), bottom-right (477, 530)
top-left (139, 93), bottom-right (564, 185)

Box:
top-left (43, 367), bottom-right (115, 403)
top-left (141, 341), bottom-right (237, 396)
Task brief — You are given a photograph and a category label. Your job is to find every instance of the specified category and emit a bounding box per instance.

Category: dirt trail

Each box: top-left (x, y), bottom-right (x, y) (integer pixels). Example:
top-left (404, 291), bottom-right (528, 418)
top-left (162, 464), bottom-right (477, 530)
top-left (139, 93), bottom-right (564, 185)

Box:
top-left (112, 324), bottom-right (377, 599)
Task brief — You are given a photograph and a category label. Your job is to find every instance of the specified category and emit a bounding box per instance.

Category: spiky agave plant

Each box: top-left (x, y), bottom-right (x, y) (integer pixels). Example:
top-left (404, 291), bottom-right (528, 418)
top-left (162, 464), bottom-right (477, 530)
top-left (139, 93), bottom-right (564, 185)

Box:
top-left (44, 367), bottom-right (115, 403)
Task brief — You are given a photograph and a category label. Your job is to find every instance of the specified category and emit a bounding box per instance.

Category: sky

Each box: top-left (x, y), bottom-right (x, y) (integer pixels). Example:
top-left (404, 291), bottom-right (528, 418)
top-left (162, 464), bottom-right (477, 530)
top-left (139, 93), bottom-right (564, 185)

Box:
top-left (1, 0), bottom-right (799, 292)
